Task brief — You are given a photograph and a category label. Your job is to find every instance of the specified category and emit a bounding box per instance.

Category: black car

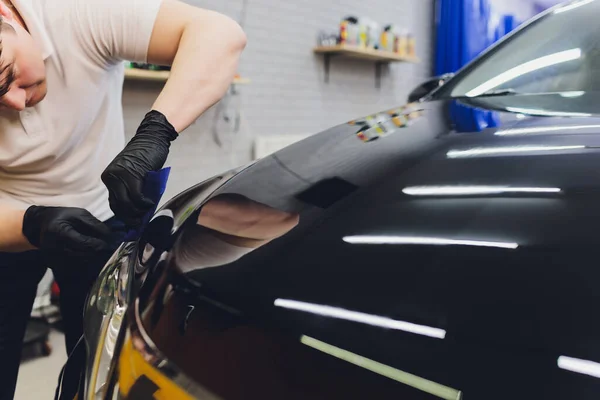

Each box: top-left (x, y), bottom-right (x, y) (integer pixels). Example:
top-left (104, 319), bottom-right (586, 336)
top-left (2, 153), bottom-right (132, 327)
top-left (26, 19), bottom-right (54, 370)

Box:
top-left (74, 1), bottom-right (600, 399)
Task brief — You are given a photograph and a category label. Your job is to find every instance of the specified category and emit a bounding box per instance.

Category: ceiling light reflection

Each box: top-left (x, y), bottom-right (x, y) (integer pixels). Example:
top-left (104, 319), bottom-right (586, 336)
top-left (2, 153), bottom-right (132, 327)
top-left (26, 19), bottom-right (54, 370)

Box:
top-left (402, 186), bottom-right (561, 196)
top-left (496, 125), bottom-right (600, 136)
top-left (505, 107), bottom-right (592, 117)
top-left (301, 336), bottom-right (462, 400)
top-left (275, 298), bottom-right (446, 339)
top-left (466, 49), bottom-right (582, 97)
top-left (558, 356), bottom-right (600, 379)
top-left (447, 145), bottom-right (586, 158)
top-left (343, 236), bottom-right (518, 249)
top-left (554, 0), bottom-right (595, 14)
top-left (560, 91), bottom-right (585, 98)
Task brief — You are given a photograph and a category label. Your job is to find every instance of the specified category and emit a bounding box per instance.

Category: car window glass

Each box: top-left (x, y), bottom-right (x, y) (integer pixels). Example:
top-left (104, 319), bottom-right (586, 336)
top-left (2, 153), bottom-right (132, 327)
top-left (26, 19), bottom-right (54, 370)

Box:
top-left (450, 0), bottom-right (600, 98)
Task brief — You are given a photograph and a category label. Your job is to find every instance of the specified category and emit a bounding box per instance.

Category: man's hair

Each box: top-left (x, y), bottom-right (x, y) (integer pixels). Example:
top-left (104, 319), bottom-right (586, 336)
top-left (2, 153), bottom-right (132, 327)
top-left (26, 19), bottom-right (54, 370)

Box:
top-left (0, 16), bottom-right (3, 58)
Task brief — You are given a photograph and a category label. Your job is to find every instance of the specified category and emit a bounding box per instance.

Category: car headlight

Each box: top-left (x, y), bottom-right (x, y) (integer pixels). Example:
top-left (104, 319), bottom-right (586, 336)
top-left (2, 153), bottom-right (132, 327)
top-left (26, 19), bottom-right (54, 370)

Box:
top-left (80, 170), bottom-right (241, 399)
top-left (82, 241), bottom-right (136, 400)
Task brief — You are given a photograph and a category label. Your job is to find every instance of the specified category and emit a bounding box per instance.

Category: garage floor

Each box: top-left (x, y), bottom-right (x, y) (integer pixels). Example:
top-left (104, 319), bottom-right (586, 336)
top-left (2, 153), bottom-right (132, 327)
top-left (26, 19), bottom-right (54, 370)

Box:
top-left (16, 329), bottom-right (67, 400)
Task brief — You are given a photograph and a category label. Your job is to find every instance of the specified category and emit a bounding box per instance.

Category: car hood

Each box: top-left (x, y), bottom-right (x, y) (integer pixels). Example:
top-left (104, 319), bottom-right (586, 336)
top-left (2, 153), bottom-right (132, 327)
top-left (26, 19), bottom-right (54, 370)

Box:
top-left (137, 97), bottom-right (600, 399)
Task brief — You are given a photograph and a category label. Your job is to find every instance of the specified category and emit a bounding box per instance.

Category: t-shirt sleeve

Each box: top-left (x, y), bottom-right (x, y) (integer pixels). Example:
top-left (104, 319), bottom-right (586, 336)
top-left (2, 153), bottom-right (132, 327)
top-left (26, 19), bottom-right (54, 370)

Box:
top-left (71, 0), bottom-right (163, 66)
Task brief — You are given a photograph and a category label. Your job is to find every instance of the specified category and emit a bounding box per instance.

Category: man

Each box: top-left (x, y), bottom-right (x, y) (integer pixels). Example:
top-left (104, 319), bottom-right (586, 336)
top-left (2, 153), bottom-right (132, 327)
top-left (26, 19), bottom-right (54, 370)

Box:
top-left (0, 0), bottom-right (246, 398)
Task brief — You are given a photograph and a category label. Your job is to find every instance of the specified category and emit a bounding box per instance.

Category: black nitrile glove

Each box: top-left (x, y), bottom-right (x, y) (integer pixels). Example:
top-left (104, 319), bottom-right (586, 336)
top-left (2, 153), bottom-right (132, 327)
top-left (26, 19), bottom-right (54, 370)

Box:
top-left (101, 110), bottom-right (178, 227)
top-left (22, 206), bottom-right (111, 254)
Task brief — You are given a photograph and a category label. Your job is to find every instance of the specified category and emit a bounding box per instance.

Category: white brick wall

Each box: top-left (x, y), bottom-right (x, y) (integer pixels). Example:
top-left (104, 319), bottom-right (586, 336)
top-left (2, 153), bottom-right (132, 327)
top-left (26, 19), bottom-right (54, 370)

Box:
top-left (122, 0), bottom-right (434, 201)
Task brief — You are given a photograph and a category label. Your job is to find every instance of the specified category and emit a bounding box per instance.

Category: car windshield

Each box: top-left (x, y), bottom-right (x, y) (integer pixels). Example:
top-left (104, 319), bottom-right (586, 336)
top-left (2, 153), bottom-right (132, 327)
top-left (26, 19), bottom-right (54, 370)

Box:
top-left (435, 0), bottom-right (600, 103)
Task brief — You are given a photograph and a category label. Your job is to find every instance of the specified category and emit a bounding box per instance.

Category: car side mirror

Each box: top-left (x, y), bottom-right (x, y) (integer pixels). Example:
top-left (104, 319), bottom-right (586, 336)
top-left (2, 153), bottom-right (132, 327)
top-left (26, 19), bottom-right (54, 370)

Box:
top-left (407, 73), bottom-right (454, 103)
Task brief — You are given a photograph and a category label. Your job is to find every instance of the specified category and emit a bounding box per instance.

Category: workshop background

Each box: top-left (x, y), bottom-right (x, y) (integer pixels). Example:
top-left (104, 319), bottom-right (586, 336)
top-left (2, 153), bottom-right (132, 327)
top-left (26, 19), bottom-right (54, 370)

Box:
top-left (16, 0), bottom-right (562, 398)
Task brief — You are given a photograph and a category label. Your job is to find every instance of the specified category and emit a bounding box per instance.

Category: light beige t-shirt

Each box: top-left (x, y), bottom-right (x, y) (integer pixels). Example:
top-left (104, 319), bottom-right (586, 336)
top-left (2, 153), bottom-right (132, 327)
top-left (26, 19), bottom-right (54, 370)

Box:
top-left (0, 0), bottom-right (162, 221)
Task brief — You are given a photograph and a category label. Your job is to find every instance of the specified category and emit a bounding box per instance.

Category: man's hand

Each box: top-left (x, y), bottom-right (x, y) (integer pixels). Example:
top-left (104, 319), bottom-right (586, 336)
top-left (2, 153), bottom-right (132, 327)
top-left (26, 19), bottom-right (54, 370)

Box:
top-left (22, 206), bottom-right (110, 254)
top-left (101, 110), bottom-right (178, 226)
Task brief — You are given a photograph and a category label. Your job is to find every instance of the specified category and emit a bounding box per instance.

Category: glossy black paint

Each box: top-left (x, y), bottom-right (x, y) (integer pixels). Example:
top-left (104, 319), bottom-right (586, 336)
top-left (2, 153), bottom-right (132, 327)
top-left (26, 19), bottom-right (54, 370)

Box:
top-left (126, 97), bottom-right (600, 399)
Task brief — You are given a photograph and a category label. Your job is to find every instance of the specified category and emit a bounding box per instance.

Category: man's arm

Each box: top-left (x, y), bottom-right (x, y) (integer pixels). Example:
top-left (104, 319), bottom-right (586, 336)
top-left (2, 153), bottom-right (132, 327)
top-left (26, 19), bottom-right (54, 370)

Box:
top-left (147, 0), bottom-right (247, 133)
top-left (0, 205), bottom-right (111, 253)
top-left (72, 0), bottom-right (245, 131)
top-left (0, 207), bottom-right (34, 252)
top-left (101, 0), bottom-right (247, 225)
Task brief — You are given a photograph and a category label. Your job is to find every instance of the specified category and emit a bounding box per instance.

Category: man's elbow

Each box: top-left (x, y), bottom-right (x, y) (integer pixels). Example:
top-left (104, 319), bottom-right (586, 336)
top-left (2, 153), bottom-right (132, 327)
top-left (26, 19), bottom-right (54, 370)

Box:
top-left (201, 13), bottom-right (247, 54)
top-left (223, 17), bottom-right (247, 54)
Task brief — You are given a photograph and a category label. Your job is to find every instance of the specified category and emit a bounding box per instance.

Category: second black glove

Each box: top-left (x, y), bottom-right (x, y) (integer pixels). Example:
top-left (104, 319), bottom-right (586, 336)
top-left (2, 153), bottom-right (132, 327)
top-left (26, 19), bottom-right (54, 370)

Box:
top-left (101, 110), bottom-right (178, 227)
top-left (22, 206), bottom-right (111, 255)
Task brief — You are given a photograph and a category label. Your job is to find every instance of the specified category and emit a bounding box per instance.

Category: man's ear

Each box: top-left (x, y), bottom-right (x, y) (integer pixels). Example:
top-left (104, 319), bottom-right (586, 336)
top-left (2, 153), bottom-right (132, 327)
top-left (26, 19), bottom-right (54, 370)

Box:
top-left (0, 2), bottom-right (14, 22)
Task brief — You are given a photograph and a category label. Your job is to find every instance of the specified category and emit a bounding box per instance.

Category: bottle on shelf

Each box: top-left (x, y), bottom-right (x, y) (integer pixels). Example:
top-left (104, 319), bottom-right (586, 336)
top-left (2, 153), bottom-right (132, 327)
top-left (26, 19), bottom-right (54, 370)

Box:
top-left (397, 29), bottom-right (408, 56)
top-left (407, 33), bottom-right (416, 58)
top-left (339, 21), bottom-right (348, 45)
top-left (340, 16), bottom-right (360, 46)
top-left (380, 26), bottom-right (392, 52)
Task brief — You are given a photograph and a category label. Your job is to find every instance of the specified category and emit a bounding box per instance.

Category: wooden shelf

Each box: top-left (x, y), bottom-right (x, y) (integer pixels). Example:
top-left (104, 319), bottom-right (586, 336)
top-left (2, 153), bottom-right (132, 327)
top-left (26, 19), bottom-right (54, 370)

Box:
top-left (124, 68), bottom-right (170, 81)
top-left (232, 77), bottom-right (251, 85)
top-left (313, 45), bottom-right (420, 88)
top-left (124, 68), bottom-right (250, 84)
top-left (313, 45), bottom-right (420, 63)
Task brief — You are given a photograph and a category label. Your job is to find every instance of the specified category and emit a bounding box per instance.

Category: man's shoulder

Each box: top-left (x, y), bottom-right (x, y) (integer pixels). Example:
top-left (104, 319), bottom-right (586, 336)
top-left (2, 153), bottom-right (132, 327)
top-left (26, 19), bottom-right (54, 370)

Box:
top-left (28, 0), bottom-right (78, 32)
top-left (30, 0), bottom-right (76, 15)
